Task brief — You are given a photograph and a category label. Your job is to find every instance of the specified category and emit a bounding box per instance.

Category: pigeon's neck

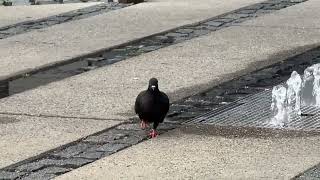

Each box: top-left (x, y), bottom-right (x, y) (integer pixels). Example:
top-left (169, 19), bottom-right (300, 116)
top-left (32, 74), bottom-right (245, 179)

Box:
top-left (147, 88), bottom-right (160, 94)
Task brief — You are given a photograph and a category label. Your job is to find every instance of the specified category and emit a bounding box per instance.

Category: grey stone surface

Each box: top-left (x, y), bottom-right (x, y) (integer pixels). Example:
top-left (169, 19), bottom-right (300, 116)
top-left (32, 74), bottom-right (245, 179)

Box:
top-left (165, 32), bottom-right (188, 38)
top-left (52, 143), bottom-right (96, 158)
top-left (37, 166), bottom-right (72, 175)
top-left (56, 128), bottom-right (320, 180)
top-left (1, 0), bottom-right (316, 178)
top-left (74, 151), bottom-right (105, 160)
top-left (95, 143), bottom-right (129, 153)
top-left (22, 172), bottom-right (56, 180)
top-left (0, 115), bottom-right (120, 169)
top-left (112, 135), bottom-right (145, 145)
top-left (296, 177), bottom-right (320, 180)
top-left (204, 21), bottom-right (225, 27)
top-left (241, 0), bottom-right (320, 29)
top-left (0, 3), bottom-right (101, 28)
top-left (15, 159), bottom-right (54, 172)
top-left (175, 28), bottom-right (194, 34)
top-left (83, 131), bottom-right (129, 144)
top-left (0, 171), bottom-right (24, 179)
top-left (1, 23), bottom-right (318, 120)
top-left (296, 165), bottom-right (320, 179)
top-left (0, 3), bottom-right (128, 40)
top-left (26, 158), bottom-right (93, 169)
top-left (0, 0), bottom-right (265, 80)
top-left (116, 123), bottom-right (142, 131)
top-left (214, 18), bottom-right (234, 23)
top-left (224, 13), bottom-right (250, 19)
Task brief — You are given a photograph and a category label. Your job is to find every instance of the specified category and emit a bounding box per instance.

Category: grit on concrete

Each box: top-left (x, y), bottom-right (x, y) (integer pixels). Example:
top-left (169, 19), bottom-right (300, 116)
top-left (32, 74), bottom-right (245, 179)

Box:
top-left (55, 127), bottom-right (320, 180)
top-left (0, 114), bottom-right (120, 169)
top-left (0, 0), bottom-right (265, 80)
top-left (49, 1), bottom-right (320, 179)
top-left (0, 0), bottom-right (319, 172)
top-left (0, 2), bottom-right (101, 28)
top-left (239, 0), bottom-right (320, 29)
top-left (0, 27), bottom-right (319, 119)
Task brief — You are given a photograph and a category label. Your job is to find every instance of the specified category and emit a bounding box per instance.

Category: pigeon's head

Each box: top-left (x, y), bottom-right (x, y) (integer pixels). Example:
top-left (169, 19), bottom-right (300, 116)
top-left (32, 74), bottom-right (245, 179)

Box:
top-left (148, 78), bottom-right (159, 91)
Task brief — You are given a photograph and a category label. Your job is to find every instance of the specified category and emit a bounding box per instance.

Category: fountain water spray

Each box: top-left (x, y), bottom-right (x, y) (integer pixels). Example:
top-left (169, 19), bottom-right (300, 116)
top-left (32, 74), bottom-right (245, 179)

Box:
top-left (270, 85), bottom-right (288, 127)
top-left (301, 66), bottom-right (315, 106)
top-left (313, 64), bottom-right (320, 107)
top-left (286, 71), bottom-right (302, 116)
top-left (270, 71), bottom-right (302, 127)
top-left (269, 63), bottom-right (320, 127)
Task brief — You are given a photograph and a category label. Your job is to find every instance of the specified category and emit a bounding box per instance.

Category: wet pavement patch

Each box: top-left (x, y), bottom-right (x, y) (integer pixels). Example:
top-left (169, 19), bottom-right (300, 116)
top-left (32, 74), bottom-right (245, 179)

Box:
top-left (1, 0), bottom-right (308, 97)
top-left (0, 2), bottom-right (130, 40)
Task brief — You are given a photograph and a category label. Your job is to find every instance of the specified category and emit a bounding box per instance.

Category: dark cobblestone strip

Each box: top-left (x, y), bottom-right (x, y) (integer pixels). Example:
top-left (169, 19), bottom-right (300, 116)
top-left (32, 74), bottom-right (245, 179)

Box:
top-left (3, 0), bottom-right (308, 97)
top-left (0, 121), bottom-right (177, 180)
top-left (293, 164), bottom-right (320, 179)
top-left (0, 2), bottom-right (130, 40)
top-left (1, 43), bottom-right (320, 180)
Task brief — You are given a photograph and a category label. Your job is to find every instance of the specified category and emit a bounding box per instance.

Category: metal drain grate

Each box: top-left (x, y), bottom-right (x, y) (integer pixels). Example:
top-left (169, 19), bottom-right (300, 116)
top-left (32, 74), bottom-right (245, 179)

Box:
top-left (184, 90), bottom-right (320, 132)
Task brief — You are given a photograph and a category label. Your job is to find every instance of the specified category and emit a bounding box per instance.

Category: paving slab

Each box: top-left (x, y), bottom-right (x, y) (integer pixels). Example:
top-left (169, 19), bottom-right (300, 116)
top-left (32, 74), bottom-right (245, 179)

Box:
top-left (0, 25), bottom-right (319, 119)
top-left (0, 0), bottom-right (318, 172)
top-left (0, 2), bottom-right (101, 28)
top-left (240, 0), bottom-right (320, 29)
top-left (0, 114), bottom-right (121, 168)
top-left (0, 0), bottom-right (265, 80)
top-left (55, 127), bottom-right (320, 179)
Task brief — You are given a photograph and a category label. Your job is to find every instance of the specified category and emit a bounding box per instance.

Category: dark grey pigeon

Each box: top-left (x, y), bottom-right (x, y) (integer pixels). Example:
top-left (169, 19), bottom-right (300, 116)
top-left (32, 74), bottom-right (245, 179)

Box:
top-left (135, 78), bottom-right (169, 138)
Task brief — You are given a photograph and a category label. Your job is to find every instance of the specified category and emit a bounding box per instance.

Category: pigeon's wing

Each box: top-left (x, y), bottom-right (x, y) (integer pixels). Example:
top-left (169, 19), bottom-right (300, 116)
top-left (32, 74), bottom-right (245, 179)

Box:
top-left (159, 92), bottom-right (170, 122)
top-left (135, 91), bottom-right (146, 114)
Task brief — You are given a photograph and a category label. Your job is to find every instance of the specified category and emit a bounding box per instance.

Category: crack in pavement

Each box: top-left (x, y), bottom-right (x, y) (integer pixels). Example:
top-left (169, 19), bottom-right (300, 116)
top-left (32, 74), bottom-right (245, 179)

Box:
top-left (0, 112), bottom-right (126, 122)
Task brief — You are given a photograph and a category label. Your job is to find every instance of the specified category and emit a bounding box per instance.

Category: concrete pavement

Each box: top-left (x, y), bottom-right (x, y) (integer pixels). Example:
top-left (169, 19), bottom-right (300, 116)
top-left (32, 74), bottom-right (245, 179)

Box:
top-left (0, 0), bottom-right (320, 179)
top-left (56, 127), bottom-right (320, 179)
top-left (240, 0), bottom-right (320, 29)
top-left (0, 2), bottom-right (101, 28)
top-left (0, 26), bottom-right (319, 120)
top-left (0, 114), bottom-right (120, 168)
top-left (0, 0), bottom-right (319, 174)
top-left (0, 0), bottom-right (270, 171)
top-left (0, 0), bottom-right (264, 80)
top-left (49, 0), bottom-right (320, 179)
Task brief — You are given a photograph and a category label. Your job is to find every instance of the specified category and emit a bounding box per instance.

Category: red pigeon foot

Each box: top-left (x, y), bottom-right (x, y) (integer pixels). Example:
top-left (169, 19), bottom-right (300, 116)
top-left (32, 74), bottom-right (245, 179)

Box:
top-left (149, 129), bottom-right (158, 138)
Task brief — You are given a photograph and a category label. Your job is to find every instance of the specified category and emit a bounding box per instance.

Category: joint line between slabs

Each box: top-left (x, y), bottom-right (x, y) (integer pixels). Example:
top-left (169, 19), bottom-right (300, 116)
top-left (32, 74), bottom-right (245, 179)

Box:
top-left (0, 112), bottom-right (127, 122)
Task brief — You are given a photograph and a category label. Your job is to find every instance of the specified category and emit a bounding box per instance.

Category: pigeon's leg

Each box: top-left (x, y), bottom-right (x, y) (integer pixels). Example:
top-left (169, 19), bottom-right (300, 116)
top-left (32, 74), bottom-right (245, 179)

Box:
top-left (149, 122), bottom-right (159, 138)
top-left (140, 120), bottom-right (150, 129)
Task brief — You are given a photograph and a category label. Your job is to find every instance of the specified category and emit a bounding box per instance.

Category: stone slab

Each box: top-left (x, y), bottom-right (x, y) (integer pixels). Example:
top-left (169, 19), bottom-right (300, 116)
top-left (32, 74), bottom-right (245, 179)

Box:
top-left (240, 0), bottom-right (320, 29)
top-left (55, 127), bottom-right (320, 179)
top-left (0, 0), bottom-right (265, 80)
top-left (0, 25), bottom-right (319, 120)
top-left (0, 114), bottom-right (121, 168)
top-left (0, 2), bottom-right (101, 28)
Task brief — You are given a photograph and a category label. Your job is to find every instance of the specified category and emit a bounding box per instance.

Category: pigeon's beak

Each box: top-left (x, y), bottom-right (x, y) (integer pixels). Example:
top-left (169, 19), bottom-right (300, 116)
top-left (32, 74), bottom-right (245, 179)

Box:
top-left (151, 85), bottom-right (156, 91)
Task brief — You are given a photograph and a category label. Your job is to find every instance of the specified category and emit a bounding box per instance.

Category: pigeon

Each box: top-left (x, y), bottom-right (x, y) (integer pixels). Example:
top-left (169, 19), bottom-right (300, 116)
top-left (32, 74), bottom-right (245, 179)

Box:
top-left (135, 78), bottom-right (169, 138)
